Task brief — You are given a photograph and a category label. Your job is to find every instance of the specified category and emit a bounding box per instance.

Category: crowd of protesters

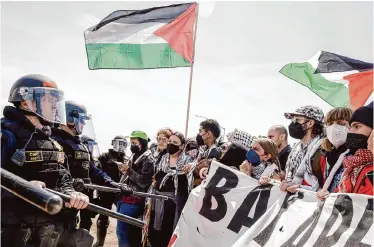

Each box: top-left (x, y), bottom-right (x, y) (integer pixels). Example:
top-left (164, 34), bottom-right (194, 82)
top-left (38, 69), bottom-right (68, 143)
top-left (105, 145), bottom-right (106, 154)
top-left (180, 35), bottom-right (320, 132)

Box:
top-left (94, 101), bottom-right (373, 247)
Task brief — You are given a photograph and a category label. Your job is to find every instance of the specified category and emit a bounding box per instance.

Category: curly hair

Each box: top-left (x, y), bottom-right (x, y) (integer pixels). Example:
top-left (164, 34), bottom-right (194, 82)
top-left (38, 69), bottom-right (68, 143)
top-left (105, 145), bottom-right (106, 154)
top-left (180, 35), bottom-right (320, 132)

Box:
top-left (157, 127), bottom-right (173, 139)
top-left (200, 119), bottom-right (221, 139)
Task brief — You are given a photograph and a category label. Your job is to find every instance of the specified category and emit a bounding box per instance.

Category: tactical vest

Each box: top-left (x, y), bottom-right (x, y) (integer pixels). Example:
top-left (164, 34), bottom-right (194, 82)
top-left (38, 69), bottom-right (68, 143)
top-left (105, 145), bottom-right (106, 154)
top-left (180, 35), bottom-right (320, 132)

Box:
top-left (52, 130), bottom-right (91, 183)
top-left (1, 118), bottom-right (66, 226)
top-left (1, 118), bottom-right (65, 189)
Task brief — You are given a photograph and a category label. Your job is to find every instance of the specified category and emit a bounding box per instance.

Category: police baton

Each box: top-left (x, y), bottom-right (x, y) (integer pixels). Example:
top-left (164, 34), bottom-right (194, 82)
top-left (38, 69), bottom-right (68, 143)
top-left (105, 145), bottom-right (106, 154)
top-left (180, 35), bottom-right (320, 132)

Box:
top-left (84, 183), bottom-right (169, 201)
top-left (1, 168), bottom-right (63, 215)
top-left (45, 188), bottom-right (145, 228)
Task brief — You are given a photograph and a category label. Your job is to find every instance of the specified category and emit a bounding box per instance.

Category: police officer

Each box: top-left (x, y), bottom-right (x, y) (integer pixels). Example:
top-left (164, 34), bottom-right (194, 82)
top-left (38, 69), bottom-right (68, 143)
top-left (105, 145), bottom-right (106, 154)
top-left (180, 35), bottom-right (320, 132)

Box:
top-left (1, 74), bottom-right (92, 247)
top-left (92, 136), bottom-right (129, 247)
top-left (51, 100), bottom-right (116, 231)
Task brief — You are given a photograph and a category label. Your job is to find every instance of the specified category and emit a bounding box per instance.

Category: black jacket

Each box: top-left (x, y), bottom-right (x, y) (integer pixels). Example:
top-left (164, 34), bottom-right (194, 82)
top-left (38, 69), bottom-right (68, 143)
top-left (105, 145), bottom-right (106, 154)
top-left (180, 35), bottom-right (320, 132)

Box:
top-left (122, 149), bottom-right (155, 193)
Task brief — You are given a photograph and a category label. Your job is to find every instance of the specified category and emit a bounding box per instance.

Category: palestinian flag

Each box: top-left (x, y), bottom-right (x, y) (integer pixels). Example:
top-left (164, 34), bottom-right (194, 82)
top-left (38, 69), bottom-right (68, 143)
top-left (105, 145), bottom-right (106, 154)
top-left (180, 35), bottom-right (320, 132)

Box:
top-left (84, 3), bottom-right (197, 70)
top-left (280, 51), bottom-right (373, 110)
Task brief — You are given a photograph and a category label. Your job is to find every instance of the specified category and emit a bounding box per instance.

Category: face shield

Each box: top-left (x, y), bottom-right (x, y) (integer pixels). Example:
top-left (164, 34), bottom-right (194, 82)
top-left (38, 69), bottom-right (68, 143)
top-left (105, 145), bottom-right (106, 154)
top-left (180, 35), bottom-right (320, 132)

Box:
top-left (71, 111), bottom-right (91, 135)
top-left (81, 115), bottom-right (97, 140)
top-left (86, 139), bottom-right (100, 158)
top-left (112, 139), bottom-right (128, 153)
top-left (19, 87), bottom-right (66, 124)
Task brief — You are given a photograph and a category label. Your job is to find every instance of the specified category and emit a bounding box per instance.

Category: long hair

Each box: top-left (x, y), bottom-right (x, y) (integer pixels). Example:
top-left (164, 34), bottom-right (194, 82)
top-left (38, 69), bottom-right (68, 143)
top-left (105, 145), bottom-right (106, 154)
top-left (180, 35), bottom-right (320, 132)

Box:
top-left (321, 107), bottom-right (352, 152)
top-left (253, 138), bottom-right (281, 171)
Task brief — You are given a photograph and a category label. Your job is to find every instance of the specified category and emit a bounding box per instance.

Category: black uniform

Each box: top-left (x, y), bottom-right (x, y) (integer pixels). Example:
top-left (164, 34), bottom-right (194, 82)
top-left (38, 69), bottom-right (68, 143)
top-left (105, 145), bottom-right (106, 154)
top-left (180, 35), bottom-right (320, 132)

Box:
top-left (51, 128), bottom-right (113, 231)
top-left (1, 106), bottom-right (93, 247)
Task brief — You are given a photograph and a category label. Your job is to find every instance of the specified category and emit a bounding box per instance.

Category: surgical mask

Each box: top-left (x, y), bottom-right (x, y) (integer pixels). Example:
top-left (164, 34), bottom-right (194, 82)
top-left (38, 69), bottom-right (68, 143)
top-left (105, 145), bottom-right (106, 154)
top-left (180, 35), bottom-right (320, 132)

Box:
top-left (246, 149), bottom-right (261, 166)
top-left (167, 144), bottom-right (180, 155)
top-left (326, 124), bottom-right (349, 148)
top-left (345, 133), bottom-right (369, 152)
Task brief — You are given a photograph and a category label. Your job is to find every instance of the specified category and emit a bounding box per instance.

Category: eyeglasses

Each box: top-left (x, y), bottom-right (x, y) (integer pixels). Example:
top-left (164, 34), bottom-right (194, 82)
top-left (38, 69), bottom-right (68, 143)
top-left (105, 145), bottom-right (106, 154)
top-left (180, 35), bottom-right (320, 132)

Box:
top-left (157, 137), bottom-right (168, 143)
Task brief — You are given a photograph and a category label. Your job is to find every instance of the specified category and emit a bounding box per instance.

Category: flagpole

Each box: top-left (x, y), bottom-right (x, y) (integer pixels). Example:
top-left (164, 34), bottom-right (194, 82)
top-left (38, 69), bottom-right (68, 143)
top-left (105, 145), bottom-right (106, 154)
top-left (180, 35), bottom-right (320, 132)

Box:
top-left (185, 3), bottom-right (199, 138)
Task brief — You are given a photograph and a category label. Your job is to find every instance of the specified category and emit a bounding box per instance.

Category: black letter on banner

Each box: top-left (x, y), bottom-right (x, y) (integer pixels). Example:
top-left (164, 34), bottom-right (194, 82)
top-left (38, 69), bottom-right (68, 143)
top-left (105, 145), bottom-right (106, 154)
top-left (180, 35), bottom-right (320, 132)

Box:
top-left (280, 202), bottom-right (324, 247)
top-left (227, 184), bottom-right (272, 233)
top-left (253, 192), bottom-right (304, 246)
top-left (313, 195), bottom-right (353, 247)
top-left (199, 167), bottom-right (239, 222)
top-left (344, 198), bottom-right (373, 247)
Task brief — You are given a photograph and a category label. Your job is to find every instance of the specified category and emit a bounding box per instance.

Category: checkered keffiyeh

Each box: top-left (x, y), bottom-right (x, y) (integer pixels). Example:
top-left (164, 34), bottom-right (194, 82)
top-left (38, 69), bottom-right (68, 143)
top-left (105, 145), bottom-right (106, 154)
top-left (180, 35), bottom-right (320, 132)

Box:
top-left (227, 129), bottom-right (255, 151)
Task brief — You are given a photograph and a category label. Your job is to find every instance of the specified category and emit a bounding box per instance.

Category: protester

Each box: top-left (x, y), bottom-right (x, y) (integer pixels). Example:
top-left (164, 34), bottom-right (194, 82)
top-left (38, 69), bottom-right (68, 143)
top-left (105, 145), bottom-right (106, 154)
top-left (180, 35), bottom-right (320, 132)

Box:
top-left (335, 102), bottom-right (373, 195)
top-left (368, 130), bottom-right (374, 154)
top-left (267, 125), bottom-right (291, 178)
top-left (184, 137), bottom-right (199, 160)
top-left (117, 130), bottom-right (154, 247)
top-left (148, 131), bottom-right (193, 247)
top-left (182, 119), bottom-right (221, 184)
top-left (280, 105), bottom-right (325, 193)
top-left (315, 107), bottom-right (352, 200)
top-left (153, 128), bottom-right (173, 160)
top-left (239, 138), bottom-right (281, 182)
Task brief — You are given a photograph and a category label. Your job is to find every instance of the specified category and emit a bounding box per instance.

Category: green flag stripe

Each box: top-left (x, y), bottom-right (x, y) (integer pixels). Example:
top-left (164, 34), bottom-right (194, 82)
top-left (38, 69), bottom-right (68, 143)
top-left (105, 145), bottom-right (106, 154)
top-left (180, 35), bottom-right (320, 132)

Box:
top-left (280, 62), bottom-right (350, 107)
top-left (86, 43), bottom-right (191, 69)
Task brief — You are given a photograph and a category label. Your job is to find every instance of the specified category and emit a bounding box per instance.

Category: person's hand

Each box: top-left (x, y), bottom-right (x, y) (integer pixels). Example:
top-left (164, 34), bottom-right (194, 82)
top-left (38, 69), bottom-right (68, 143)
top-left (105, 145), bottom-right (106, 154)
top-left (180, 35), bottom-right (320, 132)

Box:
top-left (72, 178), bottom-right (86, 192)
top-left (280, 180), bottom-right (288, 191)
top-left (65, 192), bottom-right (89, 209)
top-left (280, 171), bottom-right (286, 180)
top-left (316, 189), bottom-right (330, 201)
top-left (286, 184), bottom-right (300, 193)
top-left (182, 163), bottom-right (194, 173)
top-left (197, 159), bottom-right (209, 171)
top-left (119, 163), bottom-right (130, 173)
top-left (259, 176), bottom-right (270, 185)
top-left (30, 180), bottom-right (46, 189)
top-left (368, 130), bottom-right (373, 154)
top-left (199, 167), bottom-right (208, 179)
top-left (239, 160), bottom-right (252, 176)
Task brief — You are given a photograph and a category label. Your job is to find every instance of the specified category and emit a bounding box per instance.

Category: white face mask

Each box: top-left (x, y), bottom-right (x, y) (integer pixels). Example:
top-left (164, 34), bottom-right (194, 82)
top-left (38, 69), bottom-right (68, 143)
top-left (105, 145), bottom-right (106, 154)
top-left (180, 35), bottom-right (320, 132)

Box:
top-left (326, 124), bottom-right (349, 148)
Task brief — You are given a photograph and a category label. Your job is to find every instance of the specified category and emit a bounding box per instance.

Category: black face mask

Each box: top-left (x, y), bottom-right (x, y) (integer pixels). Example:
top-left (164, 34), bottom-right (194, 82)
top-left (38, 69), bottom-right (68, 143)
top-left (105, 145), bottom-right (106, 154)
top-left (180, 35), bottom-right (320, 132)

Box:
top-left (288, 122), bottom-right (308, 140)
top-left (130, 144), bottom-right (140, 154)
top-left (167, 144), bottom-right (180, 155)
top-left (345, 133), bottom-right (369, 152)
top-left (196, 133), bottom-right (205, 146)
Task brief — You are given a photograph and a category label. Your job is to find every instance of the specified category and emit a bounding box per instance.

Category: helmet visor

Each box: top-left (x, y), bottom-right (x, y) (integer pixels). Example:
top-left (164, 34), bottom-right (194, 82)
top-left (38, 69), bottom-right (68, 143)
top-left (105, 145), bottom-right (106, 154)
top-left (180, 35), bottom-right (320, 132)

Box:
top-left (112, 139), bottom-right (128, 153)
top-left (87, 140), bottom-right (100, 158)
top-left (20, 87), bottom-right (66, 124)
top-left (81, 115), bottom-right (97, 140)
top-left (73, 113), bottom-right (91, 135)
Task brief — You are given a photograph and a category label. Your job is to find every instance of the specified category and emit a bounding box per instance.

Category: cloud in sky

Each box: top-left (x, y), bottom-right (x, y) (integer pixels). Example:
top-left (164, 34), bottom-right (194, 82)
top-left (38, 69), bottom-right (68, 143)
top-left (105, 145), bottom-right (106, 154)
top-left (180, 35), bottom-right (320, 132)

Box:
top-left (1, 1), bottom-right (373, 152)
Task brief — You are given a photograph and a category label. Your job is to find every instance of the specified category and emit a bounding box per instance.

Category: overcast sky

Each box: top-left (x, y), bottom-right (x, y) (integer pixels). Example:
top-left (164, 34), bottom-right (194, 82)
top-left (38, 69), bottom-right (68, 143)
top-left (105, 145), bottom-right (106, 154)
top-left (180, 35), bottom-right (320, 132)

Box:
top-left (1, 1), bottom-right (373, 152)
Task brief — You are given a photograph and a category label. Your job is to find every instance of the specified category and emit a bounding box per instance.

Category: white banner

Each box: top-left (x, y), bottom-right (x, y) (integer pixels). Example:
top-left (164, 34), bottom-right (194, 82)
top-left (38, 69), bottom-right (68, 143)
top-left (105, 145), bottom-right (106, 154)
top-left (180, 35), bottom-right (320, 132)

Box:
top-left (170, 161), bottom-right (374, 247)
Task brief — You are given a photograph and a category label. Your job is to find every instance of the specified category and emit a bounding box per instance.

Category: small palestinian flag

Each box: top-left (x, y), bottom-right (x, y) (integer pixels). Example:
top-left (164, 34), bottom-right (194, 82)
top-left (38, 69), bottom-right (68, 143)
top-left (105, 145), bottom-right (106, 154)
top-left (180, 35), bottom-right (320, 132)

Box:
top-left (280, 51), bottom-right (373, 110)
top-left (84, 3), bottom-right (197, 70)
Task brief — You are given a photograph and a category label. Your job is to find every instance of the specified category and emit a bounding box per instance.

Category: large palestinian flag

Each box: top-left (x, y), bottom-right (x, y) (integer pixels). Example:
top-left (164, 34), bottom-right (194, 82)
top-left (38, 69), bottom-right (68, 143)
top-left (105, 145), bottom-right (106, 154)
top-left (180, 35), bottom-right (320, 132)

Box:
top-left (84, 3), bottom-right (197, 70)
top-left (280, 51), bottom-right (373, 110)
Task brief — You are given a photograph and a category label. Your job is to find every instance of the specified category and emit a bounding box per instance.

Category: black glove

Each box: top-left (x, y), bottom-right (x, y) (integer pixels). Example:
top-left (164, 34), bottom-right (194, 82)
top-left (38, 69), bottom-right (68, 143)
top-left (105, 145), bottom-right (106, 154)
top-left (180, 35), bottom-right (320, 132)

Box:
top-left (72, 178), bottom-right (86, 192)
top-left (119, 185), bottom-right (133, 197)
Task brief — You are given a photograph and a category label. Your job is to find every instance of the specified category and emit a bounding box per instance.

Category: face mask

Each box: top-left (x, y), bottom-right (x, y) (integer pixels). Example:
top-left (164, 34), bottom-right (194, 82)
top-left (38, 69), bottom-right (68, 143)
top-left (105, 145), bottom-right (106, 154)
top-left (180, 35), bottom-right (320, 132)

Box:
top-left (130, 144), bottom-right (140, 154)
top-left (246, 149), bottom-right (261, 166)
top-left (288, 122), bottom-right (308, 140)
top-left (167, 144), bottom-right (180, 155)
top-left (196, 133), bottom-right (206, 146)
top-left (326, 124), bottom-right (349, 148)
top-left (345, 133), bottom-right (369, 152)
